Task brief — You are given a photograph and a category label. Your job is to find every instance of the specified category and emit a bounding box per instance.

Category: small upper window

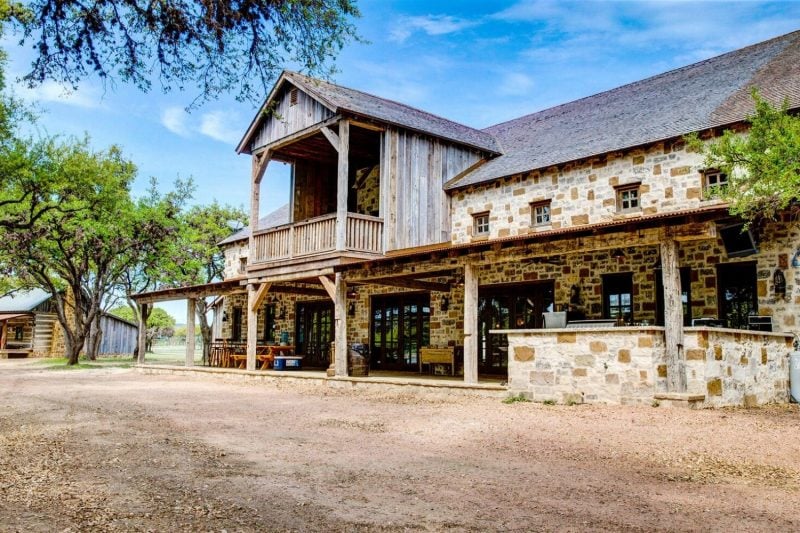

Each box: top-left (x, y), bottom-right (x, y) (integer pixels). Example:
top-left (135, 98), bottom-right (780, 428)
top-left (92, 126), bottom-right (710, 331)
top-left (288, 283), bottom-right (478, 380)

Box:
top-left (473, 213), bottom-right (490, 237)
top-left (703, 169), bottom-right (728, 195)
top-left (616, 185), bottom-right (640, 212)
top-left (531, 201), bottom-right (552, 226)
top-left (289, 88), bottom-right (299, 106)
top-left (239, 257), bottom-right (248, 274)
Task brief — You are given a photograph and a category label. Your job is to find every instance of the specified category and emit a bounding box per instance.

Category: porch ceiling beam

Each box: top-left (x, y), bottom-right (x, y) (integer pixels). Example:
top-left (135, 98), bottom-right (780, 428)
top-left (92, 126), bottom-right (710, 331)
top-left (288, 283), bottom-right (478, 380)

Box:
top-left (347, 268), bottom-right (459, 284)
top-left (270, 285), bottom-right (328, 297)
top-left (250, 282), bottom-right (272, 312)
top-left (363, 277), bottom-right (451, 292)
top-left (320, 127), bottom-right (340, 152)
top-left (261, 115), bottom-right (340, 154)
top-left (318, 275), bottom-right (336, 300)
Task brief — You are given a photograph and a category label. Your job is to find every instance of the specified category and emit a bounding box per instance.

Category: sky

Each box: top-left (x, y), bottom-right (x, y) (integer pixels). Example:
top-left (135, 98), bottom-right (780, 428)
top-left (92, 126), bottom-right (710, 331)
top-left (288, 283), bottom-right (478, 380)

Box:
top-left (5, 0), bottom-right (800, 320)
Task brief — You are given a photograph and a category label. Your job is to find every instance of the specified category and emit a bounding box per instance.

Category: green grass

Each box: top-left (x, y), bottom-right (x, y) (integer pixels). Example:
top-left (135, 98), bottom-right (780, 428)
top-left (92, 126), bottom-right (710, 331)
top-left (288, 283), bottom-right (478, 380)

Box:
top-left (35, 357), bottom-right (134, 370)
top-left (502, 393), bottom-right (531, 404)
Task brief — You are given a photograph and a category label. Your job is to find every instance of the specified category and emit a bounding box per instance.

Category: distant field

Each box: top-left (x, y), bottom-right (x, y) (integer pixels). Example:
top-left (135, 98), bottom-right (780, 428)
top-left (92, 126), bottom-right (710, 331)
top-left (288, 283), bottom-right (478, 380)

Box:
top-left (146, 344), bottom-right (204, 365)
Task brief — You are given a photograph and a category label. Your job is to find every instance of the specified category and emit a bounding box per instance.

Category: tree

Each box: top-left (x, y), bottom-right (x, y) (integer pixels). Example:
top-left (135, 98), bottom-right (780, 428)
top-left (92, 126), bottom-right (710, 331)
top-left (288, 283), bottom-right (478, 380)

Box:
top-left (111, 305), bottom-right (175, 352)
top-left (9, 0), bottom-right (360, 105)
top-left (687, 91), bottom-right (800, 223)
top-left (0, 136), bottom-right (180, 364)
top-left (170, 202), bottom-right (247, 361)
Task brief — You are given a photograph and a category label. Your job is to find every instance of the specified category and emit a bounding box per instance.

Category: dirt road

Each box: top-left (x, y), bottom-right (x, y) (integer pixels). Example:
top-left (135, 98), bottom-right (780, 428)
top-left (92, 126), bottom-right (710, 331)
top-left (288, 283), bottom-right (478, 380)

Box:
top-left (1, 359), bottom-right (799, 532)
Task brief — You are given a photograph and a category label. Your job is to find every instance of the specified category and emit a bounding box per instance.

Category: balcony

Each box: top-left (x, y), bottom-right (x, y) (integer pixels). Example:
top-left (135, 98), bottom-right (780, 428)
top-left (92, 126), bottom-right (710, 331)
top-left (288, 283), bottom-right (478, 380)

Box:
top-left (251, 213), bottom-right (384, 264)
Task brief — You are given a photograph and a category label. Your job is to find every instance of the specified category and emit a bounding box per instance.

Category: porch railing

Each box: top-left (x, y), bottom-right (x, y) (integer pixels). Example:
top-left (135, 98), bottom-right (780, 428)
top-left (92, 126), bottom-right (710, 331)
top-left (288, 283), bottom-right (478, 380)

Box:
top-left (251, 213), bottom-right (383, 263)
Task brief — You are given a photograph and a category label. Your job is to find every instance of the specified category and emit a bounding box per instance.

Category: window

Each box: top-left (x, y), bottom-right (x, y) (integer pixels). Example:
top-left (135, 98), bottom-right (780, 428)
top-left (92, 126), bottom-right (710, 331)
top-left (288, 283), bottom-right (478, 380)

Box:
top-left (703, 169), bottom-right (728, 195)
top-left (717, 262), bottom-right (757, 329)
top-left (616, 185), bottom-right (640, 212)
top-left (14, 326), bottom-right (23, 341)
top-left (262, 303), bottom-right (276, 343)
top-left (473, 212), bottom-right (490, 237)
top-left (531, 201), bottom-right (552, 226)
top-left (603, 273), bottom-right (633, 323)
top-left (238, 257), bottom-right (248, 274)
top-left (289, 88), bottom-right (298, 106)
top-left (231, 307), bottom-right (243, 341)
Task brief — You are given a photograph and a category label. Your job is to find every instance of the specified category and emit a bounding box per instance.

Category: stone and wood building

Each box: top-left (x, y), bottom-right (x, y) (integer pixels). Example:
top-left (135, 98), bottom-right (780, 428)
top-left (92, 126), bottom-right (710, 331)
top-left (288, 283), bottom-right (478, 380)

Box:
top-left (135, 31), bottom-right (800, 406)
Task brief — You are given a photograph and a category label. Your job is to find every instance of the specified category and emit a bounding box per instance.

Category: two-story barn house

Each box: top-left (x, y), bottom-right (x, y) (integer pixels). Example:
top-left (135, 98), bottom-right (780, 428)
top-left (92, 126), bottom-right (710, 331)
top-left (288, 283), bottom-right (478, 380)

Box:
top-left (136, 31), bottom-right (800, 406)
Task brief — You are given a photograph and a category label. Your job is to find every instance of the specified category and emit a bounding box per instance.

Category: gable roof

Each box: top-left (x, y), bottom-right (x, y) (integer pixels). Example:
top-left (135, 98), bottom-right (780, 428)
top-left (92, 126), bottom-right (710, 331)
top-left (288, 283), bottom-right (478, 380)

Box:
top-left (218, 204), bottom-right (291, 246)
top-left (447, 30), bottom-right (800, 190)
top-left (238, 71), bottom-right (502, 155)
top-left (0, 289), bottom-right (52, 312)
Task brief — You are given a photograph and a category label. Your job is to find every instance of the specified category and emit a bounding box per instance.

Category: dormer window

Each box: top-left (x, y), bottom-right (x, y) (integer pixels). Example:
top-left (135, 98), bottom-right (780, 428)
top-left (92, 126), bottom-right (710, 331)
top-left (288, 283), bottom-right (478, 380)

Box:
top-left (616, 184), bottom-right (641, 212)
top-left (531, 200), bottom-right (552, 226)
top-left (473, 212), bottom-right (490, 237)
top-left (703, 169), bottom-right (728, 195)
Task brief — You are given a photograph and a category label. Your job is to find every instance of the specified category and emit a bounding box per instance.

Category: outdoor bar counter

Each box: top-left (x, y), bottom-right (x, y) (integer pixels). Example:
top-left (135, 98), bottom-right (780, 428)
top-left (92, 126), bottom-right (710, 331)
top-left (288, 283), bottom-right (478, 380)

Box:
top-left (491, 326), bottom-right (792, 407)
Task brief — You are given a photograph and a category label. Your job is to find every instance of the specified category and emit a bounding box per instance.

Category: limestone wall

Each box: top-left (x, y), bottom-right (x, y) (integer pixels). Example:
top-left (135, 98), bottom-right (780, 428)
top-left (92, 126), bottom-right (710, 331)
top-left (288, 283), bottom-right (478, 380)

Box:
top-left (503, 327), bottom-right (791, 407)
top-left (223, 242), bottom-right (248, 280)
top-left (450, 139), bottom-right (719, 244)
top-left (504, 328), bottom-right (664, 405)
top-left (683, 327), bottom-right (792, 407)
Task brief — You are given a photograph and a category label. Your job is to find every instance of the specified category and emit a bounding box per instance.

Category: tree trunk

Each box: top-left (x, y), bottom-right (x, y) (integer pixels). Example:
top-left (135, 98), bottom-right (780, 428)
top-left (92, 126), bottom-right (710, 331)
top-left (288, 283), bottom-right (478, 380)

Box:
top-left (195, 299), bottom-right (213, 365)
top-left (86, 314), bottom-right (103, 360)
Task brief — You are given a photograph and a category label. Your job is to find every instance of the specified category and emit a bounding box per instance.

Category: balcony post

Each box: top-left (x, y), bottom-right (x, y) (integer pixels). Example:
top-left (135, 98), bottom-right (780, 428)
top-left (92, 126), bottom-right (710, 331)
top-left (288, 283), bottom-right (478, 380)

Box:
top-left (336, 119), bottom-right (349, 251)
top-left (463, 262), bottom-right (479, 384)
top-left (249, 150), bottom-right (270, 263)
top-left (185, 298), bottom-right (196, 367)
top-left (334, 273), bottom-right (348, 376)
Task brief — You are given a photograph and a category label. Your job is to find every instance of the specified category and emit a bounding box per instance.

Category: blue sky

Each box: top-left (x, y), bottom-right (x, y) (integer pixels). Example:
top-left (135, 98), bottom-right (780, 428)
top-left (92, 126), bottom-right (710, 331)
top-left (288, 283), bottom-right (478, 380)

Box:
top-left (5, 0), bottom-right (800, 320)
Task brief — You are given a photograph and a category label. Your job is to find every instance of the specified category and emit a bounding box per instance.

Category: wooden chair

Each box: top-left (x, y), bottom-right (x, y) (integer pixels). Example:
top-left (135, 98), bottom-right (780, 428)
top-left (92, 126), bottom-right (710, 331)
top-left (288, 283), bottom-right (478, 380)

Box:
top-left (420, 347), bottom-right (455, 376)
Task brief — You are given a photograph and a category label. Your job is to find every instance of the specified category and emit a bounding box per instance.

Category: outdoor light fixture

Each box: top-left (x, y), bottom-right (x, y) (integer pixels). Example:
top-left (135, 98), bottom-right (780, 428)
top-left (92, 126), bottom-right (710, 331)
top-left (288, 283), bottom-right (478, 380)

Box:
top-left (792, 249), bottom-right (800, 268)
top-left (441, 295), bottom-right (450, 311)
top-left (774, 268), bottom-right (787, 299)
top-left (277, 305), bottom-right (285, 320)
top-left (348, 302), bottom-right (356, 316)
top-left (222, 311), bottom-right (229, 322)
top-left (611, 248), bottom-right (626, 261)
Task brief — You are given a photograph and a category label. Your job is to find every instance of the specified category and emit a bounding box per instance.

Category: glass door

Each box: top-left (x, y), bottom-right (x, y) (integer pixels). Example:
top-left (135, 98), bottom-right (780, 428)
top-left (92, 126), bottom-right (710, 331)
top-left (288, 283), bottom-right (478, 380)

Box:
top-left (717, 262), bottom-right (757, 329)
top-left (295, 301), bottom-right (334, 368)
top-left (370, 293), bottom-right (431, 371)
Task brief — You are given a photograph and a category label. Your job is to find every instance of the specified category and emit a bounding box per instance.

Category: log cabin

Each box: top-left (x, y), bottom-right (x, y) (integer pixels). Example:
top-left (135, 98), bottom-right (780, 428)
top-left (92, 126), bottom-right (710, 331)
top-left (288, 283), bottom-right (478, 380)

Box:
top-left (135, 31), bottom-right (800, 406)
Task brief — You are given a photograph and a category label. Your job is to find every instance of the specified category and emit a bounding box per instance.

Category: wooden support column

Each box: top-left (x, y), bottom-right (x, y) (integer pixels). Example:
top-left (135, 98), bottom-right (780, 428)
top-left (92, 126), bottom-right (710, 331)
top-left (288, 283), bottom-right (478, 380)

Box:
top-left (246, 283), bottom-right (259, 371)
top-left (334, 273), bottom-right (348, 377)
top-left (463, 262), bottom-right (479, 384)
top-left (661, 238), bottom-right (687, 392)
top-left (137, 303), bottom-right (148, 365)
top-left (335, 119), bottom-right (350, 251)
top-left (249, 150), bottom-right (270, 260)
top-left (185, 298), bottom-right (196, 367)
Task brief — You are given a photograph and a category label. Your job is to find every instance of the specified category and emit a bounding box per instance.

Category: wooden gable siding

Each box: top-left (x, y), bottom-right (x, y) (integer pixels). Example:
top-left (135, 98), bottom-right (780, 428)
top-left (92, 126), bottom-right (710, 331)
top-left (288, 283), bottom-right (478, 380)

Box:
top-left (381, 127), bottom-right (483, 251)
top-left (250, 85), bottom-right (334, 152)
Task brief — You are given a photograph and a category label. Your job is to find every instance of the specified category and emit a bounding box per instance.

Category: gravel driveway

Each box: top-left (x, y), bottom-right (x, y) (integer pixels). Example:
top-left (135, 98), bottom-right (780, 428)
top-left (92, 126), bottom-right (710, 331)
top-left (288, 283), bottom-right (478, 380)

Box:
top-left (1, 359), bottom-right (798, 532)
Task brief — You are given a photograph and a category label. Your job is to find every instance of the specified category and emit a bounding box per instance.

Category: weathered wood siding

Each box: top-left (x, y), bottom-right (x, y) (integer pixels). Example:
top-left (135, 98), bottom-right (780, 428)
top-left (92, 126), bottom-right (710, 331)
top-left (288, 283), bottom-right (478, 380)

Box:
top-left (250, 85), bottom-right (334, 151)
top-left (293, 159), bottom-right (336, 222)
top-left (97, 315), bottom-right (138, 355)
top-left (381, 127), bottom-right (483, 251)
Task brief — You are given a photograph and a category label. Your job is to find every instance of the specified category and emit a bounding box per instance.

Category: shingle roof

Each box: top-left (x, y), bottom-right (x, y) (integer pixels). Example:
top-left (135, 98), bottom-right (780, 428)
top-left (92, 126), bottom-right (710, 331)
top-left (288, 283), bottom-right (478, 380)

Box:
top-left (240, 71), bottom-right (502, 154)
top-left (218, 204), bottom-right (291, 245)
top-left (447, 30), bottom-right (800, 190)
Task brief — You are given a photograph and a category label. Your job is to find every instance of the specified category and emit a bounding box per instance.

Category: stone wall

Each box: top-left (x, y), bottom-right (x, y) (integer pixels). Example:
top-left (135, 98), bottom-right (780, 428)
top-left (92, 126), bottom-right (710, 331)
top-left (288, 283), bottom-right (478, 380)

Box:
top-left (223, 242), bottom-right (248, 280)
top-left (503, 327), bottom-right (791, 407)
top-left (450, 139), bottom-right (719, 244)
top-left (505, 328), bottom-right (664, 405)
top-left (683, 327), bottom-right (792, 407)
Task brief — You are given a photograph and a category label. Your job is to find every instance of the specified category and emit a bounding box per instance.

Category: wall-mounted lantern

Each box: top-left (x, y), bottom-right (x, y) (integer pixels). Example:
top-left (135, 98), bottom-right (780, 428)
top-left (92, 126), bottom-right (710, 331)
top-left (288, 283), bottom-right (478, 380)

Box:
top-left (441, 295), bottom-right (450, 312)
top-left (348, 302), bottom-right (356, 316)
top-left (774, 268), bottom-right (787, 299)
top-left (792, 249), bottom-right (800, 268)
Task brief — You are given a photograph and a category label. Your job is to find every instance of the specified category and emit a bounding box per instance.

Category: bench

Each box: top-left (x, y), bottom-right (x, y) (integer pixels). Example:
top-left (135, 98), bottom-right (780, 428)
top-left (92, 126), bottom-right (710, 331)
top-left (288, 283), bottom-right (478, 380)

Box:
top-left (420, 347), bottom-right (455, 376)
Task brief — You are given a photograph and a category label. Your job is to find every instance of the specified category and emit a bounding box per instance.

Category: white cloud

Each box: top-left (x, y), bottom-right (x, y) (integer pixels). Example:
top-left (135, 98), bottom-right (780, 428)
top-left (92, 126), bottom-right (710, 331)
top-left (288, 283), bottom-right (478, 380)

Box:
top-left (199, 111), bottom-right (241, 144)
top-left (390, 15), bottom-right (478, 43)
top-left (497, 72), bottom-right (536, 97)
top-left (160, 106), bottom-right (190, 136)
top-left (16, 80), bottom-right (102, 109)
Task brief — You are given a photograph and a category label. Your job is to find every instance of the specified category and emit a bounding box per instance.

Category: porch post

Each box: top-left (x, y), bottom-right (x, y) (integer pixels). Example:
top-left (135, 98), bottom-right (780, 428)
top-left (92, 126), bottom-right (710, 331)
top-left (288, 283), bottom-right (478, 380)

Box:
top-left (661, 238), bottom-right (687, 392)
top-left (334, 272), bottom-right (348, 376)
top-left (185, 298), bottom-right (196, 367)
top-left (250, 150), bottom-right (270, 261)
top-left (336, 119), bottom-right (350, 251)
top-left (463, 262), bottom-right (479, 384)
top-left (246, 283), bottom-right (259, 371)
top-left (137, 303), bottom-right (148, 365)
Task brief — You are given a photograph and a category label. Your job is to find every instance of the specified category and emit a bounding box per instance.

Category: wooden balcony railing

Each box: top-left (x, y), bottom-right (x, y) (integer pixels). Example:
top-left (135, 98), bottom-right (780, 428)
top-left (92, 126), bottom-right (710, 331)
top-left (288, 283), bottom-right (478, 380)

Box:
top-left (251, 213), bottom-right (383, 264)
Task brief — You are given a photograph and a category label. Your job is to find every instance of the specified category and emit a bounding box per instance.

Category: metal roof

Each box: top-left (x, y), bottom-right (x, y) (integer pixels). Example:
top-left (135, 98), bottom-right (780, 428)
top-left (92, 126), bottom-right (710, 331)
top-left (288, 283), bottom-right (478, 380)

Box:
top-left (448, 30), bottom-right (800, 189)
top-left (0, 289), bottom-right (52, 312)
top-left (218, 204), bottom-right (291, 246)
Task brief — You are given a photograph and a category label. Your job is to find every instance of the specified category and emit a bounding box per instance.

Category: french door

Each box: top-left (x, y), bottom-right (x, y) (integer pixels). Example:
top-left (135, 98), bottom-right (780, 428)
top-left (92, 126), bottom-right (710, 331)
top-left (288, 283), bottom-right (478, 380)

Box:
top-left (478, 281), bottom-right (555, 375)
top-left (717, 262), bottom-right (757, 329)
top-left (370, 293), bottom-right (430, 371)
top-left (295, 301), bottom-right (334, 368)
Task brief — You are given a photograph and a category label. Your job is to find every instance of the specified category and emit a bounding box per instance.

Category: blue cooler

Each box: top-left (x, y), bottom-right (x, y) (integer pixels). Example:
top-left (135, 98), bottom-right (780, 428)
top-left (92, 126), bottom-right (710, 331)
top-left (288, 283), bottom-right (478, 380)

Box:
top-left (274, 356), bottom-right (302, 371)
top-left (273, 357), bottom-right (287, 371)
